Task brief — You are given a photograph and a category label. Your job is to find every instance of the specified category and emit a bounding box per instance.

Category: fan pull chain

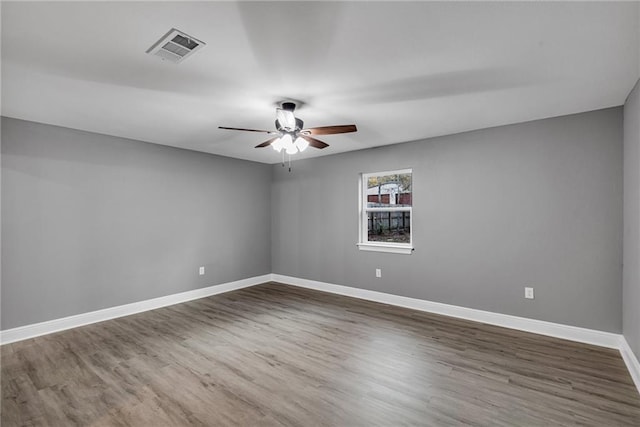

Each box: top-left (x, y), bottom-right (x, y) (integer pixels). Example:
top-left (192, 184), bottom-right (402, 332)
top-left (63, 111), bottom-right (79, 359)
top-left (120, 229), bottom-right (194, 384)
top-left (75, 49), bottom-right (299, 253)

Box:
top-left (288, 154), bottom-right (292, 172)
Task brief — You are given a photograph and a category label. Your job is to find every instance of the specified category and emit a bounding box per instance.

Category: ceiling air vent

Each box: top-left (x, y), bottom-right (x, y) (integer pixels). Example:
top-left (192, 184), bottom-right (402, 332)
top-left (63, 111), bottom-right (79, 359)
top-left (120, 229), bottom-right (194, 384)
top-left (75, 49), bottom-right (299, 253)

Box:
top-left (146, 28), bottom-right (205, 64)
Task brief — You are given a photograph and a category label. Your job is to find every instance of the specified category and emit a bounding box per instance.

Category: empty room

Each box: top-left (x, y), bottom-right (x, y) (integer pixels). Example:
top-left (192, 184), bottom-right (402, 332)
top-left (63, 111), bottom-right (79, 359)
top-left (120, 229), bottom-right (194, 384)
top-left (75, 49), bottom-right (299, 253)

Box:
top-left (2, 1), bottom-right (640, 425)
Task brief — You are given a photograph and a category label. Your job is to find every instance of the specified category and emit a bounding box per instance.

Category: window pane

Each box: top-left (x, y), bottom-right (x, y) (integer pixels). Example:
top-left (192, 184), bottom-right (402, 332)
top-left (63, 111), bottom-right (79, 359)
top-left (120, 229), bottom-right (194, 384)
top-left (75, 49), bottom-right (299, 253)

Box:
top-left (367, 211), bottom-right (411, 243)
top-left (366, 173), bottom-right (412, 208)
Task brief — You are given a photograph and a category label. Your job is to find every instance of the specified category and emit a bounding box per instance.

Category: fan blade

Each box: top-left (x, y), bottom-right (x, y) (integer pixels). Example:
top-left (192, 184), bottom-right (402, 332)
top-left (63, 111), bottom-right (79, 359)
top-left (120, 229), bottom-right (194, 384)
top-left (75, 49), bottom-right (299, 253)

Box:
top-left (255, 137), bottom-right (279, 148)
top-left (301, 135), bottom-right (329, 149)
top-left (302, 125), bottom-right (357, 135)
top-left (219, 126), bottom-right (275, 134)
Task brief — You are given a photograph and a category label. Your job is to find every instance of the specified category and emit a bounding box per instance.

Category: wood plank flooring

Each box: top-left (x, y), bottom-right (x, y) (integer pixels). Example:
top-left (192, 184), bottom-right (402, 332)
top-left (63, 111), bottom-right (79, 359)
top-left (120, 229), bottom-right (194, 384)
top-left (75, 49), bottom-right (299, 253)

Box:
top-left (2, 282), bottom-right (640, 426)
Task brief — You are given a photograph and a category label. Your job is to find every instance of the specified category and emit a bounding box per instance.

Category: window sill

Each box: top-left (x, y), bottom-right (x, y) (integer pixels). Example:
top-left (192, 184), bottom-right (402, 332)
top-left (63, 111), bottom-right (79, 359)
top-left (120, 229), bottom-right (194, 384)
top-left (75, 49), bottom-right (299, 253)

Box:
top-left (357, 243), bottom-right (414, 254)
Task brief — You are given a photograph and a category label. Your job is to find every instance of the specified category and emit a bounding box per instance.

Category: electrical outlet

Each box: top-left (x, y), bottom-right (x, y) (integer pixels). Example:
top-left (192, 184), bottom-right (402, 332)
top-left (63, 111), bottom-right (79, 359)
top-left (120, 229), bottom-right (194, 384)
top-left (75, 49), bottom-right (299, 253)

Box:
top-left (375, 268), bottom-right (382, 278)
top-left (525, 287), bottom-right (534, 299)
top-left (199, 266), bottom-right (205, 276)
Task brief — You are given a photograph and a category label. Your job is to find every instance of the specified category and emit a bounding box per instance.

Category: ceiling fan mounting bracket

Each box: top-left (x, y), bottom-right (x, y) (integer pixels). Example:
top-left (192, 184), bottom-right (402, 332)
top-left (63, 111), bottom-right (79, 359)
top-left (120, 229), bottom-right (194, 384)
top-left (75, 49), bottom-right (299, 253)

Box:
top-left (281, 101), bottom-right (296, 112)
top-left (274, 98), bottom-right (305, 111)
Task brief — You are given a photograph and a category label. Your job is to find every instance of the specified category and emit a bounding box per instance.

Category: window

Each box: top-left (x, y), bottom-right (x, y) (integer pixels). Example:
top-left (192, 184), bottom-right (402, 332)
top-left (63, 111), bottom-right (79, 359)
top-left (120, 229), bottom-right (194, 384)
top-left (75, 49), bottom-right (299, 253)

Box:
top-left (358, 169), bottom-right (413, 254)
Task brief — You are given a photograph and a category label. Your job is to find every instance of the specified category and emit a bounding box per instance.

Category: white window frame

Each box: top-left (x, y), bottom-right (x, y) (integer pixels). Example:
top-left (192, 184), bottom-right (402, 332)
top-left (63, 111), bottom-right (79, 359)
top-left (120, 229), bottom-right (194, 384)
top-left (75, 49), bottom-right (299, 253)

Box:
top-left (358, 168), bottom-right (413, 255)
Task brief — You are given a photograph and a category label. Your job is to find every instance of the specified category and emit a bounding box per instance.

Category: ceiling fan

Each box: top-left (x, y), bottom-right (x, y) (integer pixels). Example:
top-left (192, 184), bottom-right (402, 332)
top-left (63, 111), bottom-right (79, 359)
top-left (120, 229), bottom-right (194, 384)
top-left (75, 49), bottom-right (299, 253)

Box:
top-left (218, 102), bottom-right (357, 155)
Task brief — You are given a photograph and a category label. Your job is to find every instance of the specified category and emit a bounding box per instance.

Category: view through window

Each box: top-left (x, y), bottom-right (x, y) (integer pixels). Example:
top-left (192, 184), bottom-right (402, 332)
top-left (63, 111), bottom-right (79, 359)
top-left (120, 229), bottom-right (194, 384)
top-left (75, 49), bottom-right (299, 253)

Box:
top-left (360, 169), bottom-right (412, 253)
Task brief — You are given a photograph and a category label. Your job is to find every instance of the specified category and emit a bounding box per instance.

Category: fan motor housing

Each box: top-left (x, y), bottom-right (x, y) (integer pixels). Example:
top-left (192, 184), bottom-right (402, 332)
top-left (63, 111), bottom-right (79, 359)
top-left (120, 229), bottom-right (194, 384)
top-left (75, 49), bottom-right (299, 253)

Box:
top-left (275, 118), bottom-right (303, 132)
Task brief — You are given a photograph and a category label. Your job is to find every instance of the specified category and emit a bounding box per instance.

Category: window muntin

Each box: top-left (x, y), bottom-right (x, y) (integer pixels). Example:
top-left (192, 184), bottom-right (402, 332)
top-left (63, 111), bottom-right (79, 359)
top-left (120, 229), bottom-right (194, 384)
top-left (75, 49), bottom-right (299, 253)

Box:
top-left (359, 169), bottom-right (413, 254)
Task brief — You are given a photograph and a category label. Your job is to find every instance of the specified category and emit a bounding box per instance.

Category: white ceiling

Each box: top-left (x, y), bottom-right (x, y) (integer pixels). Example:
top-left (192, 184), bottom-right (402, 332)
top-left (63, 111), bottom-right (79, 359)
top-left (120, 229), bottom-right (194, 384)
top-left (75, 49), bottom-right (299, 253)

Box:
top-left (2, 1), bottom-right (639, 164)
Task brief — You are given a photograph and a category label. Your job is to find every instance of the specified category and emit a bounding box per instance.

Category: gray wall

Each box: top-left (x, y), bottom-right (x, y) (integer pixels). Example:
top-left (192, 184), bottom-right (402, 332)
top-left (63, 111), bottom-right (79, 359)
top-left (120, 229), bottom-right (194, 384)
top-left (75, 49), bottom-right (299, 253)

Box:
top-left (1, 107), bottom-right (627, 334)
top-left (1, 117), bottom-right (271, 329)
top-left (624, 79), bottom-right (640, 356)
top-left (272, 108), bottom-right (623, 333)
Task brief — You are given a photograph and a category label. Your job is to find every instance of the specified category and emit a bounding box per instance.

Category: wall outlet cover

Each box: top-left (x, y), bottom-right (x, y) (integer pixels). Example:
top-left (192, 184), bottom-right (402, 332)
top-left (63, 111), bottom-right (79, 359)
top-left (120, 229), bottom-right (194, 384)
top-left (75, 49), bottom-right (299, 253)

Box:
top-left (525, 287), bottom-right (534, 299)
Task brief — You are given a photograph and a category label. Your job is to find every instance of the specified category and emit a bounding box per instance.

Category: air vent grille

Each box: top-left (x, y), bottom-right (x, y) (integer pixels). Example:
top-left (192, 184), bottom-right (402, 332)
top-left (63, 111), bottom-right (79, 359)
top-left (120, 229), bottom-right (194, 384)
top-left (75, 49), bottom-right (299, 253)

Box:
top-left (146, 28), bottom-right (205, 64)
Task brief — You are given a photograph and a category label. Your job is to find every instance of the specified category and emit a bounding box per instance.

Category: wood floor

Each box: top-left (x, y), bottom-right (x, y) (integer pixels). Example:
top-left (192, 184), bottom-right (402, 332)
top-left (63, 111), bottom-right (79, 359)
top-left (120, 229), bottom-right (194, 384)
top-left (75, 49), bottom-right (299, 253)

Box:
top-left (2, 283), bottom-right (640, 426)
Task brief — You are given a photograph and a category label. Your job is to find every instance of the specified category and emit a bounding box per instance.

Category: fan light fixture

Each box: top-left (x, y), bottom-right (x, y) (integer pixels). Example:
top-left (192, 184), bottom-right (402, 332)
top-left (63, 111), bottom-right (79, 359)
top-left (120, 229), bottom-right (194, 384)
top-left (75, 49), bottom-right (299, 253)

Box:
top-left (295, 137), bottom-right (309, 152)
top-left (272, 134), bottom-right (309, 154)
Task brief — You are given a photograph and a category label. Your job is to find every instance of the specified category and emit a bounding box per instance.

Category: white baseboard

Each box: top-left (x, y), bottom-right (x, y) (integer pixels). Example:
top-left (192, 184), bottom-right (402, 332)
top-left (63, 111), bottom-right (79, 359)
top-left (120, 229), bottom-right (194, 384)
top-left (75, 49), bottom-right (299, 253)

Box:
top-left (620, 337), bottom-right (640, 395)
top-left (270, 274), bottom-right (621, 349)
top-left (0, 274), bottom-right (271, 345)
